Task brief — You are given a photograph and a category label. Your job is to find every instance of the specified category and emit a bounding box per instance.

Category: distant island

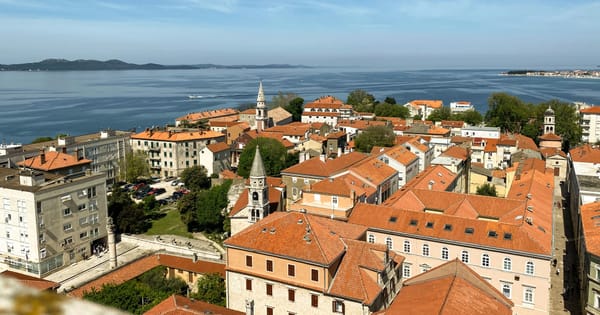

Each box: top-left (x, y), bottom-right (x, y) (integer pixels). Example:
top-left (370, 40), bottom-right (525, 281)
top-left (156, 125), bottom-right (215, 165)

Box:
top-left (501, 69), bottom-right (600, 79)
top-left (0, 59), bottom-right (310, 71)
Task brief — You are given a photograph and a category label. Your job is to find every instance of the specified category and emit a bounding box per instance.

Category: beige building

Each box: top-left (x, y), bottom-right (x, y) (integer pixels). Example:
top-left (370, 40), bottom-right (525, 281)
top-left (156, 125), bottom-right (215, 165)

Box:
top-left (301, 96), bottom-right (354, 126)
top-left (579, 201), bottom-right (600, 315)
top-left (130, 129), bottom-right (225, 178)
top-left (581, 106), bottom-right (600, 144)
top-left (0, 168), bottom-right (107, 277)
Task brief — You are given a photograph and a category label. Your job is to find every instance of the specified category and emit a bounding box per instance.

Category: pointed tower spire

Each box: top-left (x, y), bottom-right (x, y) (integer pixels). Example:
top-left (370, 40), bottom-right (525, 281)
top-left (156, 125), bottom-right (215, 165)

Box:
top-left (257, 81), bottom-right (265, 105)
top-left (250, 145), bottom-right (266, 178)
top-left (255, 81), bottom-right (268, 132)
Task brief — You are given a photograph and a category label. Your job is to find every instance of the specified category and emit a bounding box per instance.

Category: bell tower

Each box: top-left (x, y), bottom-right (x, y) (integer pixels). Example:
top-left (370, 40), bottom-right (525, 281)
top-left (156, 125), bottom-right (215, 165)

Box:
top-left (544, 106), bottom-right (555, 135)
top-left (248, 145), bottom-right (269, 222)
top-left (255, 81), bottom-right (268, 132)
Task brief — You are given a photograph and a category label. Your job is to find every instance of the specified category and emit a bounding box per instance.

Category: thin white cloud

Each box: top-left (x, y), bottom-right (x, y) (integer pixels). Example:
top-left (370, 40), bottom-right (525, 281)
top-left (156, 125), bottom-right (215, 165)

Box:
top-left (93, 1), bottom-right (133, 11)
top-left (175, 0), bottom-right (239, 13)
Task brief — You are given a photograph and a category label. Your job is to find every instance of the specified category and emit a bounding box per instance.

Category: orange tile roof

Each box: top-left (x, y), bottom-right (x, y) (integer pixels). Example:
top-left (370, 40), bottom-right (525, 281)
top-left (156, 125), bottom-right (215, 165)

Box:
top-left (406, 138), bottom-right (429, 153)
top-left (310, 134), bottom-right (327, 142)
top-left (581, 202), bottom-right (600, 258)
top-left (308, 177), bottom-right (354, 197)
top-left (349, 156), bottom-right (398, 186)
top-left (538, 133), bottom-right (562, 141)
top-left (156, 254), bottom-right (225, 277)
top-left (326, 131), bottom-right (346, 139)
top-left (378, 117), bottom-right (407, 126)
top-left (580, 106), bottom-right (600, 114)
top-left (514, 134), bottom-right (539, 151)
top-left (408, 100), bottom-right (443, 109)
top-left (176, 108), bottom-right (239, 122)
top-left (220, 169), bottom-right (242, 180)
top-left (224, 212), bottom-right (367, 265)
top-left (240, 108), bottom-right (255, 115)
top-left (570, 144), bottom-right (600, 163)
top-left (399, 165), bottom-right (457, 192)
top-left (372, 144), bottom-right (418, 165)
top-left (441, 120), bottom-right (465, 128)
top-left (441, 146), bottom-right (469, 161)
top-left (209, 119), bottom-right (241, 127)
top-left (337, 119), bottom-right (388, 130)
top-left (206, 142), bottom-right (230, 153)
top-left (145, 294), bottom-right (244, 315)
top-left (328, 239), bottom-right (403, 305)
top-left (132, 130), bottom-right (225, 142)
top-left (451, 136), bottom-right (471, 144)
top-left (18, 151), bottom-right (92, 171)
top-left (428, 126), bottom-right (451, 135)
top-left (229, 186), bottom-right (283, 217)
top-left (282, 152), bottom-right (366, 177)
top-left (302, 111), bottom-right (340, 117)
top-left (0, 270), bottom-right (59, 291)
top-left (304, 95), bottom-right (346, 109)
top-left (497, 134), bottom-right (517, 146)
top-left (540, 147), bottom-right (567, 158)
top-left (376, 259), bottom-right (512, 315)
top-left (264, 122), bottom-right (310, 136)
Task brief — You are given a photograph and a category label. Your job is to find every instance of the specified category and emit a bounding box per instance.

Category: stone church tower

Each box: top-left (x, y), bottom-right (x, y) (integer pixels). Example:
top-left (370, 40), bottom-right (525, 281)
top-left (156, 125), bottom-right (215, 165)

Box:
top-left (248, 145), bottom-right (269, 223)
top-left (255, 81), bottom-right (268, 132)
top-left (544, 106), bottom-right (555, 135)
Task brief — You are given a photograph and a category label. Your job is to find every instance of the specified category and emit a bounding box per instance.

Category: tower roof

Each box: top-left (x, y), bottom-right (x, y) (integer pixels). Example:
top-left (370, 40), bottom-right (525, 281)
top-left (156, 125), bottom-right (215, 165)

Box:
top-left (544, 106), bottom-right (554, 116)
top-left (257, 81), bottom-right (265, 105)
top-left (250, 145), bottom-right (266, 178)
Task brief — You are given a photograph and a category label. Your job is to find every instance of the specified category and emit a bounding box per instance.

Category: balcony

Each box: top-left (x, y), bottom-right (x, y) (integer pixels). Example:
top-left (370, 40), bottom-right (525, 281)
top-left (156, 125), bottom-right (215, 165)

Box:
top-left (151, 165), bottom-right (162, 170)
top-left (148, 147), bottom-right (161, 153)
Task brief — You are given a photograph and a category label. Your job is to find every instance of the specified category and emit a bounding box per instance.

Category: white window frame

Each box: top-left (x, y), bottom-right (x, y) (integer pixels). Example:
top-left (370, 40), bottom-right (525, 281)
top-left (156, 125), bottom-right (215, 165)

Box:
top-left (441, 247), bottom-right (449, 260)
top-left (385, 237), bottom-right (393, 250)
top-left (461, 250), bottom-right (469, 263)
top-left (501, 282), bottom-right (512, 299)
top-left (403, 240), bottom-right (411, 253)
top-left (367, 234), bottom-right (375, 243)
top-left (503, 257), bottom-right (512, 271)
top-left (525, 261), bottom-right (535, 275)
top-left (403, 263), bottom-right (411, 278)
top-left (422, 244), bottom-right (429, 257)
top-left (481, 254), bottom-right (490, 267)
top-left (523, 286), bottom-right (534, 304)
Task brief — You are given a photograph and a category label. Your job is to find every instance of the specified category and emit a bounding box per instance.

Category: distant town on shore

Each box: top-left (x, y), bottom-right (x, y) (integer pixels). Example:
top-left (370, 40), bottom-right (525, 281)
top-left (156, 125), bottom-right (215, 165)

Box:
top-left (502, 69), bottom-right (600, 79)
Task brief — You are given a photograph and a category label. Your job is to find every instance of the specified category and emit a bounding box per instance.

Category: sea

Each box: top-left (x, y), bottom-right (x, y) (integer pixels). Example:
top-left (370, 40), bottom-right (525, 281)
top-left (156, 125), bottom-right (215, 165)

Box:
top-left (1, 67), bottom-right (599, 145)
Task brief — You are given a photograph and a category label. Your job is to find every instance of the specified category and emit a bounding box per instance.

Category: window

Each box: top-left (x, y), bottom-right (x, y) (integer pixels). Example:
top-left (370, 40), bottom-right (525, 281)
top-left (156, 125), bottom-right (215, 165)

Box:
top-left (403, 240), bottom-right (411, 253)
top-left (288, 289), bottom-right (295, 302)
top-left (332, 300), bottom-right (345, 314)
top-left (266, 283), bottom-right (273, 296)
top-left (79, 231), bottom-right (88, 239)
top-left (246, 255), bottom-right (253, 267)
top-left (503, 257), bottom-right (512, 271)
top-left (292, 177), bottom-right (297, 183)
top-left (523, 286), bottom-right (534, 304)
top-left (403, 263), bottom-right (411, 278)
top-left (245, 279), bottom-right (252, 291)
top-left (332, 196), bottom-right (338, 208)
top-left (525, 261), bottom-right (535, 275)
top-left (368, 234), bottom-right (375, 243)
top-left (311, 269), bottom-right (319, 282)
top-left (288, 264), bottom-right (295, 277)
top-left (266, 260), bottom-right (273, 272)
top-left (311, 294), bottom-right (319, 307)
top-left (63, 223), bottom-right (73, 232)
top-left (422, 244), bottom-right (430, 256)
top-left (266, 307), bottom-right (273, 315)
top-left (501, 283), bottom-right (511, 299)
top-left (461, 250), bottom-right (469, 263)
top-left (386, 237), bottom-right (393, 250)
top-left (441, 247), bottom-right (449, 260)
top-left (482, 254), bottom-right (490, 267)
top-left (63, 208), bottom-right (72, 216)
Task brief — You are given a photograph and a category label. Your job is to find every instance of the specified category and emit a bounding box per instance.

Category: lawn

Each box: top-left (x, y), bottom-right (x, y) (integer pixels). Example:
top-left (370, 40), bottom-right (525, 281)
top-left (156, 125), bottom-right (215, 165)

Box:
top-left (145, 209), bottom-right (192, 238)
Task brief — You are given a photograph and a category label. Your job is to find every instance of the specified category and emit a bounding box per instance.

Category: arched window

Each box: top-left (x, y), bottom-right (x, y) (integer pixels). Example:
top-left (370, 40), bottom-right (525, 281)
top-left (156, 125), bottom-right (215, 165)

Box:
top-left (386, 237), bottom-right (393, 250)
top-left (525, 261), bottom-right (535, 275)
top-left (441, 247), bottom-right (449, 260)
top-left (481, 254), bottom-right (490, 267)
top-left (367, 234), bottom-right (375, 243)
top-left (403, 240), bottom-right (411, 253)
top-left (252, 192), bottom-right (258, 201)
top-left (503, 257), bottom-right (512, 271)
top-left (461, 250), bottom-right (469, 263)
top-left (422, 244), bottom-right (430, 256)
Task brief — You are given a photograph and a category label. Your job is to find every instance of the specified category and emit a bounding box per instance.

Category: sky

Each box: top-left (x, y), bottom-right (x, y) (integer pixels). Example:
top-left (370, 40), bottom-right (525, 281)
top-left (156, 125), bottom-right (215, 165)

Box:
top-left (1, 0), bottom-right (599, 69)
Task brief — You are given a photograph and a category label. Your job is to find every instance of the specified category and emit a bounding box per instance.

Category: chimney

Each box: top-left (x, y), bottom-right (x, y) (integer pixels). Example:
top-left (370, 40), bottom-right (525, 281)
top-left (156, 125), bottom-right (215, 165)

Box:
top-left (428, 180), bottom-right (435, 190)
top-left (62, 147), bottom-right (67, 154)
top-left (351, 189), bottom-right (356, 202)
top-left (39, 149), bottom-right (46, 164)
top-left (319, 154), bottom-right (326, 162)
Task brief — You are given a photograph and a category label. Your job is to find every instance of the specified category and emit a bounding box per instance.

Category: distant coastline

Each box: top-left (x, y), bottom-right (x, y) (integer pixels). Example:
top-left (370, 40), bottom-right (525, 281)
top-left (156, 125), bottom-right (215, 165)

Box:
top-left (0, 58), bottom-right (311, 71)
top-left (501, 69), bottom-right (600, 79)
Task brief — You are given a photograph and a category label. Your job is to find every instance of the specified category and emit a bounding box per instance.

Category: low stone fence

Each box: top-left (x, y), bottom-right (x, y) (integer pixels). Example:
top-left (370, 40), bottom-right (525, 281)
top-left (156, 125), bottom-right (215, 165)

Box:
top-left (120, 234), bottom-right (222, 261)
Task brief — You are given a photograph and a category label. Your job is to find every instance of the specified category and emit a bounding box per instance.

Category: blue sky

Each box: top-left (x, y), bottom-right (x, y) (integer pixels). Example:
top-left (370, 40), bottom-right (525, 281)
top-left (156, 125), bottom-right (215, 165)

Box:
top-left (1, 0), bottom-right (599, 69)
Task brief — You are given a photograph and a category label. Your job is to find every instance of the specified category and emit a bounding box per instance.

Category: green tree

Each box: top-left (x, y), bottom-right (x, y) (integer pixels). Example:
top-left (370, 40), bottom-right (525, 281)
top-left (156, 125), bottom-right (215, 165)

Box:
top-left (195, 180), bottom-right (232, 231)
top-left (484, 93), bottom-right (532, 133)
top-left (193, 273), bottom-right (226, 306)
top-left (108, 188), bottom-right (149, 233)
top-left (178, 191), bottom-right (200, 231)
top-left (476, 183), bottom-right (498, 197)
top-left (454, 109), bottom-right (483, 126)
top-left (119, 150), bottom-right (150, 183)
top-left (284, 97), bottom-right (304, 121)
top-left (347, 89), bottom-right (376, 112)
top-left (30, 136), bottom-right (53, 144)
top-left (374, 102), bottom-right (410, 118)
top-left (181, 165), bottom-right (211, 191)
top-left (237, 137), bottom-right (291, 178)
top-left (537, 100), bottom-right (582, 149)
top-left (427, 107), bottom-right (452, 122)
top-left (384, 96), bottom-right (397, 105)
top-left (270, 92), bottom-right (300, 109)
top-left (354, 125), bottom-right (395, 153)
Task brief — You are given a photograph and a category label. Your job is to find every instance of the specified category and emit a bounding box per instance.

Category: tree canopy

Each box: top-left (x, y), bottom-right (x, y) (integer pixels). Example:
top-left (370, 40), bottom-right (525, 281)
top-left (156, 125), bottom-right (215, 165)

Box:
top-left (181, 165), bottom-right (211, 191)
top-left (237, 137), bottom-right (295, 178)
top-left (427, 107), bottom-right (483, 125)
top-left (347, 89), bottom-right (376, 112)
top-left (192, 273), bottom-right (226, 306)
top-left (107, 188), bottom-right (150, 234)
top-left (373, 102), bottom-right (410, 118)
top-left (354, 125), bottom-right (395, 153)
top-left (484, 93), bottom-right (532, 133)
top-left (476, 183), bottom-right (498, 197)
top-left (284, 97), bottom-right (304, 121)
top-left (178, 180), bottom-right (232, 232)
top-left (119, 150), bottom-right (150, 183)
top-left (270, 92), bottom-right (300, 109)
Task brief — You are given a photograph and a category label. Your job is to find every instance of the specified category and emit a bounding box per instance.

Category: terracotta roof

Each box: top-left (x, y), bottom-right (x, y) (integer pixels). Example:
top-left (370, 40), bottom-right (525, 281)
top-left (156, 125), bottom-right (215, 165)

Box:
top-left (282, 151), bottom-right (366, 178)
top-left (264, 122), bottom-right (310, 136)
top-left (349, 156), bottom-right (398, 186)
top-left (268, 106), bottom-right (292, 123)
top-left (406, 138), bottom-right (430, 153)
top-left (337, 119), bottom-right (388, 130)
top-left (538, 133), bottom-right (562, 141)
top-left (206, 142), bottom-right (230, 153)
top-left (145, 294), bottom-right (244, 315)
top-left (328, 239), bottom-right (403, 305)
top-left (407, 100), bottom-right (443, 109)
top-left (580, 106), bottom-right (600, 114)
top-left (157, 254), bottom-right (225, 277)
top-left (220, 169), bottom-right (241, 180)
top-left (372, 144), bottom-right (418, 166)
top-left (308, 177), bottom-right (354, 197)
top-left (240, 108), bottom-right (255, 115)
top-left (399, 165), bottom-right (457, 192)
top-left (304, 96), bottom-right (346, 109)
top-left (376, 259), bottom-right (512, 315)
top-left (570, 144), bottom-right (600, 163)
top-left (497, 134), bottom-right (517, 146)
top-left (310, 134), bottom-right (327, 142)
top-left (18, 151), bottom-right (92, 171)
top-left (176, 108), bottom-right (239, 122)
top-left (581, 202), bottom-right (600, 258)
top-left (440, 120), bottom-right (465, 128)
top-left (224, 212), bottom-right (367, 265)
top-left (302, 111), bottom-right (340, 117)
top-left (326, 131), bottom-right (346, 139)
top-left (132, 130), bottom-right (225, 142)
top-left (540, 147), bottom-right (567, 158)
top-left (451, 136), bottom-right (471, 144)
top-left (441, 146), bottom-right (469, 161)
top-left (209, 119), bottom-right (241, 127)
top-left (0, 270), bottom-right (59, 291)
top-left (514, 134), bottom-right (539, 151)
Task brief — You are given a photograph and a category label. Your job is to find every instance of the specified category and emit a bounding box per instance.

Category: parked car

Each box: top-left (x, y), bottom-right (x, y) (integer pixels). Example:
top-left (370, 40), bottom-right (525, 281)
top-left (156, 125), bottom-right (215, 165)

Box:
top-left (171, 180), bottom-right (180, 186)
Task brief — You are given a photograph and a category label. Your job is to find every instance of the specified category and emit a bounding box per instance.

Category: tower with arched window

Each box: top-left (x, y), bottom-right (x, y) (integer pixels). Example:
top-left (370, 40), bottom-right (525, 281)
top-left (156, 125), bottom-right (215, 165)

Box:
top-left (248, 145), bottom-right (269, 223)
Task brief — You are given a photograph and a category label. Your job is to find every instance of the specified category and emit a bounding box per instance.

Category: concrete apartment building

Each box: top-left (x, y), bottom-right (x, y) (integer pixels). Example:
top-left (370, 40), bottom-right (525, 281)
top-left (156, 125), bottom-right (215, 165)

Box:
top-left (403, 100), bottom-right (443, 119)
top-left (130, 129), bottom-right (226, 178)
top-left (0, 168), bottom-right (107, 277)
top-left (349, 158), bottom-right (555, 315)
top-left (224, 211), bottom-right (403, 315)
top-left (579, 201), bottom-right (600, 315)
top-left (581, 106), bottom-right (600, 144)
top-left (301, 96), bottom-right (354, 126)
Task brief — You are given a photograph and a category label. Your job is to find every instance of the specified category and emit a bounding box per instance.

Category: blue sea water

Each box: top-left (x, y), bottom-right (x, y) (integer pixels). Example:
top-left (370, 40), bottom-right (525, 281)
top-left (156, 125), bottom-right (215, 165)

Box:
top-left (0, 67), bottom-right (599, 144)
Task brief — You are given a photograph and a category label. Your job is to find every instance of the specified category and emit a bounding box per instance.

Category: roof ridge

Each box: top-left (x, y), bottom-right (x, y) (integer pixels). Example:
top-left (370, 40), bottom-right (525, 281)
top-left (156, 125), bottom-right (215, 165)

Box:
top-left (305, 215), bottom-right (330, 263)
top-left (437, 272), bottom-right (457, 315)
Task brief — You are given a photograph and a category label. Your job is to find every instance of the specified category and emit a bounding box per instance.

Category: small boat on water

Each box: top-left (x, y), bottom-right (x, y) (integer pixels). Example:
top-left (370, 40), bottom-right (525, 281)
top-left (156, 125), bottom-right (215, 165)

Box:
top-left (188, 95), bottom-right (202, 99)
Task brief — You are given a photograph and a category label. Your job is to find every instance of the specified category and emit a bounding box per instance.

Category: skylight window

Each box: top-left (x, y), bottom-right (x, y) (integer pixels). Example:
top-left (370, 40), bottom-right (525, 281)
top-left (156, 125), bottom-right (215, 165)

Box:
top-left (503, 233), bottom-right (512, 240)
top-left (465, 227), bottom-right (474, 234)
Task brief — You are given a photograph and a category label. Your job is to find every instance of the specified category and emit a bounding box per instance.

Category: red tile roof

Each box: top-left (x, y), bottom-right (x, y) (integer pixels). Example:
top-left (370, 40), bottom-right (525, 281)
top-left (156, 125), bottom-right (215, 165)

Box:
top-left (540, 147), bottom-right (567, 158)
top-left (376, 259), bottom-right (512, 315)
top-left (175, 108), bottom-right (239, 123)
top-left (581, 202), bottom-right (600, 258)
top-left (281, 152), bottom-right (366, 178)
top-left (18, 151), bottom-right (92, 171)
top-left (0, 270), bottom-right (59, 291)
top-left (441, 146), bottom-right (469, 161)
top-left (372, 144), bottom-right (418, 166)
top-left (145, 295), bottom-right (244, 315)
top-left (349, 156), bottom-right (398, 186)
top-left (304, 96), bottom-right (346, 109)
top-left (337, 119), bottom-right (388, 130)
top-left (399, 165), bottom-right (457, 192)
top-left (538, 133), bottom-right (562, 141)
top-left (132, 130), bottom-right (225, 142)
top-left (206, 142), bottom-right (230, 153)
top-left (157, 254), bottom-right (225, 277)
top-left (514, 134), bottom-right (539, 151)
top-left (440, 120), bottom-right (465, 128)
top-left (224, 212), bottom-right (367, 265)
top-left (580, 106), bottom-right (600, 114)
top-left (229, 186), bottom-right (283, 217)
top-left (570, 144), bottom-right (600, 163)
top-left (407, 100), bottom-right (443, 109)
